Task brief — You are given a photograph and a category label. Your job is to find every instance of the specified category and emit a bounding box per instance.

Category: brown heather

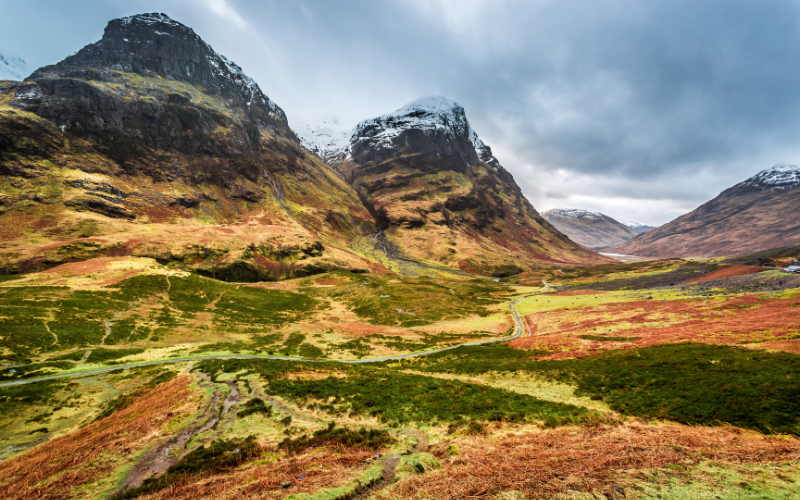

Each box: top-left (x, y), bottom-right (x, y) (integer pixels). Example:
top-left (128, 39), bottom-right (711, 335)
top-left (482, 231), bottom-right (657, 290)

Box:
top-left (0, 376), bottom-right (197, 500)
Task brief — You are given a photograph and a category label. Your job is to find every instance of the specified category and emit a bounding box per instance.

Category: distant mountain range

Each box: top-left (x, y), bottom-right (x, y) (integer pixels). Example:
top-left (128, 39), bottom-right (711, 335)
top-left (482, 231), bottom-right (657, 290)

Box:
top-left (0, 13), bottom-right (607, 280)
top-left (542, 208), bottom-right (654, 250)
top-left (611, 164), bottom-right (800, 258)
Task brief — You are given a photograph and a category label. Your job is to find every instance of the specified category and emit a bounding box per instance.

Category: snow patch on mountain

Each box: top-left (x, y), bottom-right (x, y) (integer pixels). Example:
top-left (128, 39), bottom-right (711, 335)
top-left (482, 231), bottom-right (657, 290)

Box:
top-left (295, 120), bottom-right (353, 163)
top-left (616, 219), bottom-right (655, 231)
top-left (543, 208), bottom-right (605, 220)
top-left (0, 52), bottom-right (29, 81)
top-left (737, 164), bottom-right (800, 191)
top-left (119, 12), bottom-right (183, 28)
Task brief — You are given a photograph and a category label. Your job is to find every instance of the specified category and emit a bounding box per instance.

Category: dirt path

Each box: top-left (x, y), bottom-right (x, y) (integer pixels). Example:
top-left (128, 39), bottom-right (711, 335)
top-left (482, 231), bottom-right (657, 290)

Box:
top-left (119, 375), bottom-right (223, 492)
top-left (351, 429), bottom-right (429, 500)
top-left (118, 373), bottom-right (243, 494)
top-left (43, 309), bottom-right (58, 346)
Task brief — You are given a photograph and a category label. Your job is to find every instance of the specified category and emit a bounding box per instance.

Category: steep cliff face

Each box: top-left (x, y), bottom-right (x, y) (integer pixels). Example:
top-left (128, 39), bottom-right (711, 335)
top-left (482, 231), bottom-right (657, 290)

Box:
top-left (0, 13), bottom-right (379, 280)
top-left (329, 97), bottom-right (608, 273)
top-left (610, 165), bottom-right (800, 258)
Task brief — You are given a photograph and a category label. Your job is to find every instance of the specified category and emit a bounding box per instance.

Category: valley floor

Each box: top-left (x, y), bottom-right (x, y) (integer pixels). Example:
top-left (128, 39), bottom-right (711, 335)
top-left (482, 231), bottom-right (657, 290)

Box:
top-left (1, 255), bottom-right (799, 499)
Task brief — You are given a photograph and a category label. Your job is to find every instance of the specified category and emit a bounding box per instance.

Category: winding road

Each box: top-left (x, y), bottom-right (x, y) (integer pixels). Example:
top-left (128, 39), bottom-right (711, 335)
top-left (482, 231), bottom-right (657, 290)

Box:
top-left (0, 295), bottom-right (534, 389)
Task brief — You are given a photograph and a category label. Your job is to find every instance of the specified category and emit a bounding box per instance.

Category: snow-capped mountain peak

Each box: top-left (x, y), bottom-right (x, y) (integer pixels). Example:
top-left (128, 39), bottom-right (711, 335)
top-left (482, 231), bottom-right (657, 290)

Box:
top-left (299, 96), bottom-right (500, 167)
top-left (737, 164), bottom-right (800, 191)
top-left (0, 51), bottom-right (29, 81)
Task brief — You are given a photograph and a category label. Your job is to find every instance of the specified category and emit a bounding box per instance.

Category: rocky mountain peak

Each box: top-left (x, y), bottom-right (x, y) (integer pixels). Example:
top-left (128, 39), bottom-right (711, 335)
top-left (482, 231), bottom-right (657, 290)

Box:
top-left (342, 96), bottom-right (499, 168)
top-left (28, 12), bottom-right (288, 128)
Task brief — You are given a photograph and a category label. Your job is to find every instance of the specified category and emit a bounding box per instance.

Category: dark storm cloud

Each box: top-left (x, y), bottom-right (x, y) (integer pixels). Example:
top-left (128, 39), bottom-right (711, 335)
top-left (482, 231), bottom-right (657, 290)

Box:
top-left (3, 0), bottom-right (800, 224)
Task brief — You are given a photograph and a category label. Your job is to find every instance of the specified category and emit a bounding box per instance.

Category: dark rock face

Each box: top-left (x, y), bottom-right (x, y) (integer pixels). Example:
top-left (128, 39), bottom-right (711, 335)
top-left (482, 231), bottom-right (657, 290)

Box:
top-left (29, 13), bottom-right (288, 135)
top-left (17, 13), bottom-right (297, 171)
top-left (349, 101), bottom-right (480, 168)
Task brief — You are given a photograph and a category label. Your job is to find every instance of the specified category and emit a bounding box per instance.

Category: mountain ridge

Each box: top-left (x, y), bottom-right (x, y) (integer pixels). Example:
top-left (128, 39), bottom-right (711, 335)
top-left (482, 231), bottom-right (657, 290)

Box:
top-left (542, 208), bottom-right (640, 250)
top-left (610, 164), bottom-right (800, 258)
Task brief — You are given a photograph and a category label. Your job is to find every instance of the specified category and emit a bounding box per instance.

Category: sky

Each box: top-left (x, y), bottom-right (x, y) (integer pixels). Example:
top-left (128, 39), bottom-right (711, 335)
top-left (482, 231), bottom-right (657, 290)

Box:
top-left (3, 0), bottom-right (800, 226)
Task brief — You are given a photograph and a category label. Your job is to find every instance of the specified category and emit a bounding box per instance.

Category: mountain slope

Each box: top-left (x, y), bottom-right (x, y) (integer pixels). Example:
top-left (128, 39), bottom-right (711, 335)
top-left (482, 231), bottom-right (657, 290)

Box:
top-left (0, 13), bottom-right (379, 280)
top-left (326, 97), bottom-right (609, 273)
top-left (542, 208), bottom-right (639, 250)
top-left (610, 165), bottom-right (800, 258)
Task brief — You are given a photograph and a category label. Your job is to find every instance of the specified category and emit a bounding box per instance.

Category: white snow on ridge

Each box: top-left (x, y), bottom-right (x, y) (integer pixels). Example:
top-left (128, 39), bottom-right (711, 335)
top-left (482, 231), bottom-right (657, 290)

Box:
top-left (350, 96), bottom-right (472, 153)
top-left (119, 13), bottom-right (183, 28)
top-left (543, 208), bottom-right (605, 220)
top-left (0, 52), bottom-right (29, 81)
top-left (738, 164), bottom-right (800, 191)
top-left (295, 120), bottom-right (353, 163)
top-left (616, 218), bottom-right (654, 230)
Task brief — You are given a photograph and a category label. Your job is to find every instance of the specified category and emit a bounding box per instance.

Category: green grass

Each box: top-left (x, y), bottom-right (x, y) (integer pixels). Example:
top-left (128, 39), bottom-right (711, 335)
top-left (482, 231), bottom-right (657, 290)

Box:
top-left (86, 348), bottom-right (146, 364)
top-left (409, 343), bottom-right (800, 434)
top-left (0, 380), bottom-right (79, 418)
top-left (237, 398), bottom-right (272, 418)
top-left (303, 272), bottom-right (510, 327)
top-left (279, 422), bottom-right (393, 452)
top-left (0, 272), bottom-right (318, 361)
top-left (0, 361), bottom-right (75, 380)
top-left (196, 358), bottom-right (590, 426)
top-left (266, 370), bottom-right (589, 426)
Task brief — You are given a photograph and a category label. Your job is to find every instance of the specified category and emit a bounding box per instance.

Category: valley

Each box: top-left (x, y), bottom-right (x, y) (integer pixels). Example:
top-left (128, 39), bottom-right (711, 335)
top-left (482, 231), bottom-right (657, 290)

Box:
top-left (1, 251), bottom-right (799, 499)
top-left (1, 9), bottom-right (800, 500)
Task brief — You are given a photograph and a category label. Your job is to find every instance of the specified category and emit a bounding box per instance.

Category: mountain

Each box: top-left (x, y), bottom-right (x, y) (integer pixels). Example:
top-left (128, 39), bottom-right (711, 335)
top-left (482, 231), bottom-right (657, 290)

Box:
top-left (616, 218), bottom-right (656, 234)
top-left (0, 52), bottom-right (28, 81)
top-left (317, 96), bottom-right (608, 273)
top-left (0, 13), bottom-right (379, 280)
top-left (542, 208), bottom-right (639, 250)
top-left (610, 164), bottom-right (800, 258)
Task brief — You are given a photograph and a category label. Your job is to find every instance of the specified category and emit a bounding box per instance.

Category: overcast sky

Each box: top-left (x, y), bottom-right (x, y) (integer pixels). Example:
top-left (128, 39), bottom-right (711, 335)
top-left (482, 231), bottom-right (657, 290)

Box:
top-left (3, 0), bottom-right (800, 225)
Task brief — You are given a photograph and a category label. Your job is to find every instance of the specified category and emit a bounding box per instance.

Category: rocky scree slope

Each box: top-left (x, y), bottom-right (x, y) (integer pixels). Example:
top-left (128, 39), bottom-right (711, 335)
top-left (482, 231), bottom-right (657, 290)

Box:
top-left (542, 208), bottom-right (639, 250)
top-left (0, 13), bottom-right (379, 280)
top-left (318, 96), bottom-right (608, 274)
top-left (610, 164), bottom-right (800, 258)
